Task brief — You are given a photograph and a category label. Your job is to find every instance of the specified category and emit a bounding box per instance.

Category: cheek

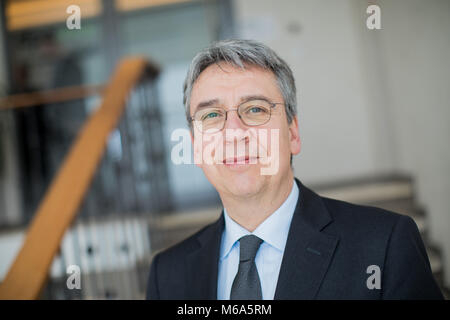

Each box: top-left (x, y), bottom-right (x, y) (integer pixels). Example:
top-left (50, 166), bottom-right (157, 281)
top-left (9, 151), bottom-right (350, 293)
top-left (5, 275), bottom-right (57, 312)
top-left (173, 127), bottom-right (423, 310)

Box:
top-left (193, 133), bottom-right (225, 167)
top-left (281, 132), bottom-right (293, 162)
top-left (271, 125), bottom-right (291, 155)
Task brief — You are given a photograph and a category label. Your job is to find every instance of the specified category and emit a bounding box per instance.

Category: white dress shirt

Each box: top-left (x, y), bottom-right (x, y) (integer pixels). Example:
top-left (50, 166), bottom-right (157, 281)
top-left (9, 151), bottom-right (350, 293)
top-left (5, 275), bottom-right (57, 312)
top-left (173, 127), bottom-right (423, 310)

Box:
top-left (217, 180), bottom-right (299, 300)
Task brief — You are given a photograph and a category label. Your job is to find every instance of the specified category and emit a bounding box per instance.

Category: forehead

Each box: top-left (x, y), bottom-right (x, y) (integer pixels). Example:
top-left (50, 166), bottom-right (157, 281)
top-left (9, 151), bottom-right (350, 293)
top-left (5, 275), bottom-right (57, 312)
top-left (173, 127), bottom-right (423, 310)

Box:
top-left (190, 62), bottom-right (282, 111)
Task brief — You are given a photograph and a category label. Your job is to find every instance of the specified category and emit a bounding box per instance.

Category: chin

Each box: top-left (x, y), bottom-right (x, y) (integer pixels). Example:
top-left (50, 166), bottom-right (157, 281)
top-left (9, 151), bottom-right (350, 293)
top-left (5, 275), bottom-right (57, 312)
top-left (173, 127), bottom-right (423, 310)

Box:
top-left (222, 169), bottom-right (267, 198)
top-left (203, 163), bottom-right (274, 198)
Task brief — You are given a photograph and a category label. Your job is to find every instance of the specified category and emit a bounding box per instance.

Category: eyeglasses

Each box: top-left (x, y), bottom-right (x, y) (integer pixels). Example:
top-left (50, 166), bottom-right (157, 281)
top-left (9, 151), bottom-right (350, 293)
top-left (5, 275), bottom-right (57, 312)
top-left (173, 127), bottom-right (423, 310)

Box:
top-left (189, 99), bottom-right (284, 133)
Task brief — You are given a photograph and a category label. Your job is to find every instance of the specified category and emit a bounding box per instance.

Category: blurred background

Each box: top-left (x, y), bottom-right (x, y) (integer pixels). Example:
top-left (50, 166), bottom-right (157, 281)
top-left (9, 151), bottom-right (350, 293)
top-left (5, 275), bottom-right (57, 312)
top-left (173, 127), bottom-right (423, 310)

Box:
top-left (0, 0), bottom-right (448, 299)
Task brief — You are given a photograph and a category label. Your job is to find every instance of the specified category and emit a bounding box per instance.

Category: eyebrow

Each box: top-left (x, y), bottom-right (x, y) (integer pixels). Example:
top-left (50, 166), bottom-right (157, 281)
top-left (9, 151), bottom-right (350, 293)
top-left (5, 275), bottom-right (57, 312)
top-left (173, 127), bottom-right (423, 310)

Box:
top-left (195, 99), bottom-right (220, 111)
top-left (193, 95), bottom-right (272, 112)
top-left (239, 95), bottom-right (272, 104)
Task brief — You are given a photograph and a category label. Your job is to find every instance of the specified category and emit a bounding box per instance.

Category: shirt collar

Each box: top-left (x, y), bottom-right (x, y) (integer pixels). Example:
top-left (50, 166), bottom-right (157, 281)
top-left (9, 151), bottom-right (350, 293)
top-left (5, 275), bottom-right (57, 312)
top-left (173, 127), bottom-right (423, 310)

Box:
top-left (220, 180), bottom-right (299, 260)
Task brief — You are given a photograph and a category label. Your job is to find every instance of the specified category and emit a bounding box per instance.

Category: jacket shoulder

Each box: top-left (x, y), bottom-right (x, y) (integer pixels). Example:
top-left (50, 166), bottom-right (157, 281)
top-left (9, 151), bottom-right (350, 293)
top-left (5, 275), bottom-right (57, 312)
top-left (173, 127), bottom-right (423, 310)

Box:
top-left (146, 218), bottom-right (221, 299)
top-left (317, 195), bottom-right (413, 265)
top-left (320, 195), bottom-right (406, 236)
top-left (314, 194), bottom-right (442, 299)
top-left (154, 218), bottom-right (220, 262)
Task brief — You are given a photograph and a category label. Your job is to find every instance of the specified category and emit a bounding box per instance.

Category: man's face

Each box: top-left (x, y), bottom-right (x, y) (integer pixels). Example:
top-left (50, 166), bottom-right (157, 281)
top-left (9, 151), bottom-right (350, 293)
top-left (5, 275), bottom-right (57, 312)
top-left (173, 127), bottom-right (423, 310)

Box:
top-left (189, 62), bottom-right (301, 199)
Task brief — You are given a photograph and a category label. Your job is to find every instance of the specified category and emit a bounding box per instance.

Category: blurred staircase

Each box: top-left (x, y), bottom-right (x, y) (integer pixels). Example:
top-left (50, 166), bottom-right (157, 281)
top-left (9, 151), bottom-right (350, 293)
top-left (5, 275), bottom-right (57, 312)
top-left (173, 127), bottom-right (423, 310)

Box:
top-left (0, 57), bottom-right (159, 299)
top-left (149, 175), bottom-right (449, 299)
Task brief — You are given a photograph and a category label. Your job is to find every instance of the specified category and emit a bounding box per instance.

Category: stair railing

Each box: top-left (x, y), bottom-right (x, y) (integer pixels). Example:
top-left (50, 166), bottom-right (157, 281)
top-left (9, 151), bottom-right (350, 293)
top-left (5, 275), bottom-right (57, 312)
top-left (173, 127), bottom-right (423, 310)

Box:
top-left (0, 57), bottom-right (158, 299)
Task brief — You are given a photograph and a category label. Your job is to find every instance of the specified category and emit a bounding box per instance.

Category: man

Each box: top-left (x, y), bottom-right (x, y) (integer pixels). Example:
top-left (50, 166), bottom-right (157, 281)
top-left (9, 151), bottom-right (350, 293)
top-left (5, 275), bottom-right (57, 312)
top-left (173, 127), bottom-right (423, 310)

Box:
top-left (146, 39), bottom-right (443, 299)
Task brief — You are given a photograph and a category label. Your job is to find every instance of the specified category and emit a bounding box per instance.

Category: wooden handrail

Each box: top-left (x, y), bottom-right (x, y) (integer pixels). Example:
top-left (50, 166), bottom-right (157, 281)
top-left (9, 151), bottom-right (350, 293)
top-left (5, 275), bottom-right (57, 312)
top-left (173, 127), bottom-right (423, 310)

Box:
top-left (0, 84), bottom-right (105, 110)
top-left (0, 57), bottom-right (157, 299)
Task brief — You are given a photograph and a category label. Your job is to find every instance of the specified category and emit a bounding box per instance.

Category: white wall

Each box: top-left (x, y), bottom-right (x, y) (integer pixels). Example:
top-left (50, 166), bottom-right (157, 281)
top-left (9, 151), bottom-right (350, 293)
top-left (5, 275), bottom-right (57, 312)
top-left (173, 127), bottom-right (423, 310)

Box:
top-left (374, 0), bottom-right (450, 286)
top-left (233, 0), bottom-right (450, 286)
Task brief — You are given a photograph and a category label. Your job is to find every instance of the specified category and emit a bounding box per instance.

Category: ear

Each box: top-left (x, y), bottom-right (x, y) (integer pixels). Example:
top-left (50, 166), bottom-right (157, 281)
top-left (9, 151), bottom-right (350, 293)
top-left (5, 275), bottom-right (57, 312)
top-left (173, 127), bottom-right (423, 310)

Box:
top-left (288, 116), bottom-right (301, 155)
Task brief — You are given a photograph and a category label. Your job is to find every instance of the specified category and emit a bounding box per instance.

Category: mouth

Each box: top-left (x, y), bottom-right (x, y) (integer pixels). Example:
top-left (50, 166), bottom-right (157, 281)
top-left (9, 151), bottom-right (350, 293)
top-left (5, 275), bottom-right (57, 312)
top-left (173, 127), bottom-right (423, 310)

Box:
top-left (222, 155), bottom-right (259, 166)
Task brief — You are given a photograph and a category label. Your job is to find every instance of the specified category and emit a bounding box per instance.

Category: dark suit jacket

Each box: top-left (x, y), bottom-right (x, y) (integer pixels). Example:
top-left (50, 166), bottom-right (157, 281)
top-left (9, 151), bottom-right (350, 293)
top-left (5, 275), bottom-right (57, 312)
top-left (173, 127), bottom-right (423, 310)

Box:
top-left (146, 179), bottom-right (443, 299)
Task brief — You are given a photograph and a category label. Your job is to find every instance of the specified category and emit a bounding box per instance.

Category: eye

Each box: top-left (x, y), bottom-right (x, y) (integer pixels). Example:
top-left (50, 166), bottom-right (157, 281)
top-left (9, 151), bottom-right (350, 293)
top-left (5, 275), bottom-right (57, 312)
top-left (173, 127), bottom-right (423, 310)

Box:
top-left (245, 106), bottom-right (268, 114)
top-left (202, 111), bottom-right (221, 120)
top-left (249, 107), bottom-right (263, 113)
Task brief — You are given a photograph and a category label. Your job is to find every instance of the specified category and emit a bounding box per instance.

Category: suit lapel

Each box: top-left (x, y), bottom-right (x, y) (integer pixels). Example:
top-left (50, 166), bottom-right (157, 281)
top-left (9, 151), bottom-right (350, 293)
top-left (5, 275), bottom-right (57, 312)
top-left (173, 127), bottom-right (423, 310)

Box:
top-left (184, 180), bottom-right (339, 300)
top-left (274, 180), bottom-right (339, 299)
top-left (186, 214), bottom-right (224, 299)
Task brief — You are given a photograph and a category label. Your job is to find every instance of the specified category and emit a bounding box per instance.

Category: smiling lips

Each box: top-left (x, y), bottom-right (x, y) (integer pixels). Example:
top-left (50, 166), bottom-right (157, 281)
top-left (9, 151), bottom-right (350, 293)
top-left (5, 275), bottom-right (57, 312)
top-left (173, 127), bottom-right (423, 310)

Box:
top-left (222, 155), bottom-right (259, 166)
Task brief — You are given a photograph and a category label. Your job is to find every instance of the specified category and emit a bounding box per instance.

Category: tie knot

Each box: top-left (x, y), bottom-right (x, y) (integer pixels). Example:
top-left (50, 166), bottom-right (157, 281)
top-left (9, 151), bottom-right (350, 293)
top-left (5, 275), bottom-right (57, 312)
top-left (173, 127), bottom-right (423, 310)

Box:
top-left (238, 235), bottom-right (263, 262)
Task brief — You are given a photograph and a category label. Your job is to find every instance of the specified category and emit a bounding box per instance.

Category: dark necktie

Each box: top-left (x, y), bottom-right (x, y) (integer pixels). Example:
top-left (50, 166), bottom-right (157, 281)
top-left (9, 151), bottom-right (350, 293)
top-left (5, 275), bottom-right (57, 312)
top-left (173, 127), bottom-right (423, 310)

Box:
top-left (230, 235), bottom-right (263, 300)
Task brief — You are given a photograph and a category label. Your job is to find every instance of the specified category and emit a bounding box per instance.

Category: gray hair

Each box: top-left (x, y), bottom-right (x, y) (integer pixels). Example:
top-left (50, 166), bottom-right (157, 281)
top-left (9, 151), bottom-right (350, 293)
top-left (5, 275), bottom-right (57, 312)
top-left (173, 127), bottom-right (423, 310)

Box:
top-left (183, 39), bottom-right (297, 129)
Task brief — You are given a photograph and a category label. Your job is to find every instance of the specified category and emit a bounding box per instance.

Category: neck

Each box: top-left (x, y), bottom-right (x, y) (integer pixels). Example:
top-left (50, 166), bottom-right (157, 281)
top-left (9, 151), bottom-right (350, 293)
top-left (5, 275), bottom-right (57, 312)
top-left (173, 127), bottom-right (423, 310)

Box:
top-left (221, 172), bottom-right (295, 232)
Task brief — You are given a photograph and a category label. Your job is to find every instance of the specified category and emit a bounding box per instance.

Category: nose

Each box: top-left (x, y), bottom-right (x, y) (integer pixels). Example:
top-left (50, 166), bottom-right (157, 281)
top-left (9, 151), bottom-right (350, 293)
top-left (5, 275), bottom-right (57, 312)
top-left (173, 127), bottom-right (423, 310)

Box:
top-left (223, 109), bottom-right (245, 130)
top-left (223, 110), bottom-right (250, 145)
